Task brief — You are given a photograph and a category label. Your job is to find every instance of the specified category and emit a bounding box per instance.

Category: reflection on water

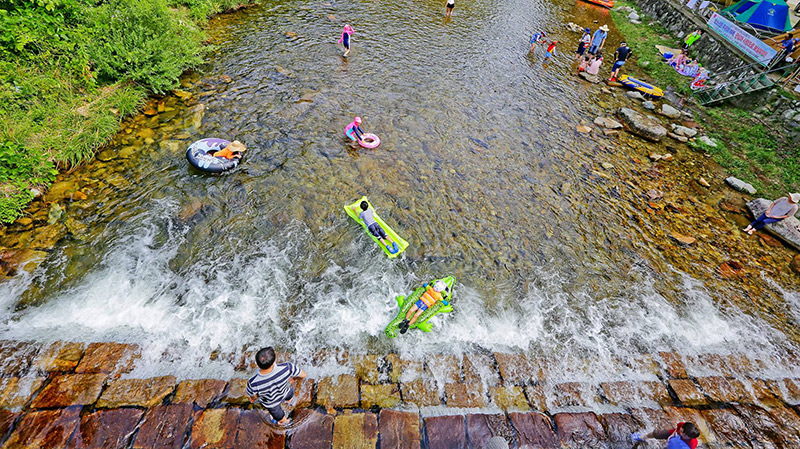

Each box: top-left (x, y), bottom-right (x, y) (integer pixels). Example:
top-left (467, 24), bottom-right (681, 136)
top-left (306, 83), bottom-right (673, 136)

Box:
top-left (1, 0), bottom-right (799, 379)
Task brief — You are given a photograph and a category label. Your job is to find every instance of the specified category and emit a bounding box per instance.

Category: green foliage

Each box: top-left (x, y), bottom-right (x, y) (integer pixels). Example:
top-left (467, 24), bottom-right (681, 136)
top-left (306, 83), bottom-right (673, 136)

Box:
top-left (0, 141), bottom-right (57, 185)
top-left (0, 181), bottom-right (35, 224)
top-left (87, 0), bottom-right (205, 93)
top-left (610, 0), bottom-right (693, 96)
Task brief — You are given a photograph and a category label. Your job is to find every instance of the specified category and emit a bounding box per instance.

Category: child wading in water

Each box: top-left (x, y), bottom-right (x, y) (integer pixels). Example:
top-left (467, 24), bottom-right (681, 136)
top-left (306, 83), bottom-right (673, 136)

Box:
top-left (338, 24), bottom-right (354, 56)
top-left (529, 31), bottom-right (546, 53)
top-left (544, 40), bottom-right (557, 61)
top-left (445, 0), bottom-right (454, 18)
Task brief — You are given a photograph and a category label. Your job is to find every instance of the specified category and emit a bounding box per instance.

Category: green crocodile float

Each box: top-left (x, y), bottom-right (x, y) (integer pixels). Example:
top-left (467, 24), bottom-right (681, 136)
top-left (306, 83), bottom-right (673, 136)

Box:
top-left (384, 276), bottom-right (455, 338)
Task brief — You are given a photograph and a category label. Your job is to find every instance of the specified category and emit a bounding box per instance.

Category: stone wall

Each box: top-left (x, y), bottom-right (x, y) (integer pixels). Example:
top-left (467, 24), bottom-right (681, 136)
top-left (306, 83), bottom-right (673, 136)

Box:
top-left (2, 340), bottom-right (800, 448)
top-left (632, 0), bottom-right (760, 74)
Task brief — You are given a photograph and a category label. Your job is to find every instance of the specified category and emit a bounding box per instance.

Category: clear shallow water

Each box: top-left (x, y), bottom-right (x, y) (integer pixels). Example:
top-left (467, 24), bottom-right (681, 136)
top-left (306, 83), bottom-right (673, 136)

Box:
top-left (1, 0), bottom-right (799, 380)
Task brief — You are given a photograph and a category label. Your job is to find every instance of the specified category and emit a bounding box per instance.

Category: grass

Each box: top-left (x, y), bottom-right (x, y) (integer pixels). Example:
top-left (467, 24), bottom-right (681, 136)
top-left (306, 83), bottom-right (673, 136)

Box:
top-left (609, 0), bottom-right (695, 96)
top-left (610, 0), bottom-right (800, 198)
top-left (0, 0), bottom-right (255, 224)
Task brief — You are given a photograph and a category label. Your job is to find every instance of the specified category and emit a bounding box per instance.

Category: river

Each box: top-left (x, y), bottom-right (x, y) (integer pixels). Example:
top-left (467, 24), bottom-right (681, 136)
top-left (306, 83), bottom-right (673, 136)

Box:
top-left (1, 0), bottom-right (799, 381)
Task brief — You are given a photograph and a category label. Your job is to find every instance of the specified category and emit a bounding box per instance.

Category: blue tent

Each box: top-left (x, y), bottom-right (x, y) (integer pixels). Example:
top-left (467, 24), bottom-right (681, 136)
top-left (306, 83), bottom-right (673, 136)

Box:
top-left (723, 0), bottom-right (793, 33)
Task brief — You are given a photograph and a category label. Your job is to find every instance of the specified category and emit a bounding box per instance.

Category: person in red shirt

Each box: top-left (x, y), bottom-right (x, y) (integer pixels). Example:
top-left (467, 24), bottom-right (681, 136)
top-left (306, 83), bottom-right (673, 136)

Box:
top-left (544, 40), bottom-right (558, 61)
top-left (631, 422), bottom-right (700, 448)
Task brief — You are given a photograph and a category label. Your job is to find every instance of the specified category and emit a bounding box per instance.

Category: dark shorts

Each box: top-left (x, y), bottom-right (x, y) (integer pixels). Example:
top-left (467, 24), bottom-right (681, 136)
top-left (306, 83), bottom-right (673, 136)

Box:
top-left (343, 33), bottom-right (350, 49)
top-left (576, 43), bottom-right (587, 55)
top-left (414, 299), bottom-right (430, 311)
top-left (612, 60), bottom-right (625, 71)
top-left (368, 223), bottom-right (387, 239)
top-left (446, 2), bottom-right (454, 9)
top-left (265, 387), bottom-right (295, 421)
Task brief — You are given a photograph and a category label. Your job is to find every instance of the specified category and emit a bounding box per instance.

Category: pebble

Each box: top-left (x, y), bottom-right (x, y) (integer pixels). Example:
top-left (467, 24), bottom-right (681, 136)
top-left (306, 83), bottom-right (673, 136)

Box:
top-left (698, 177), bottom-right (711, 187)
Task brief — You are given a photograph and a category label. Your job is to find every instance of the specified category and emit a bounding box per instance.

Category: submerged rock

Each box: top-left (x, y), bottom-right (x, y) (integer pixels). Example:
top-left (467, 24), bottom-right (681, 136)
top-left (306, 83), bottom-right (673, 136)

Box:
top-left (642, 100), bottom-right (655, 110)
top-left (747, 198), bottom-right (800, 251)
top-left (593, 117), bottom-right (622, 129)
top-left (617, 107), bottom-right (667, 142)
top-left (670, 232), bottom-right (696, 245)
top-left (668, 132), bottom-right (688, 143)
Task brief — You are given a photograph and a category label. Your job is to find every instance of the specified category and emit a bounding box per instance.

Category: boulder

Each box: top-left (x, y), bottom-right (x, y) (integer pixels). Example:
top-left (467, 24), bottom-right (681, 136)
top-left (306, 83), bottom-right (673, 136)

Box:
top-left (642, 100), bottom-right (655, 110)
top-left (628, 12), bottom-right (640, 20)
top-left (668, 132), bottom-right (689, 143)
top-left (625, 91), bottom-right (646, 101)
top-left (725, 177), bottom-right (756, 195)
top-left (698, 135), bottom-right (717, 147)
top-left (660, 104), bottom-right (681, 118)
top-left (594, 117), bottom-right (622, 129)
top-left (747, 198), bottom-right (800, 251)
top-left (579, 72), bottom-right (601, 84)
top-left (617, 107), bottom-right (667, 142)
top-left (671, 124), bottom-right (698, 138)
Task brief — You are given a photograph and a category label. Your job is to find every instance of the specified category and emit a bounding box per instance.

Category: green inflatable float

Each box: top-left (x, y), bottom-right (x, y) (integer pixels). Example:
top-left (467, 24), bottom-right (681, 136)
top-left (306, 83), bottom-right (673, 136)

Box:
top-left (344, 196), bottom-right (409, 259)
top-left (385, 276), bottom-right (456, 338)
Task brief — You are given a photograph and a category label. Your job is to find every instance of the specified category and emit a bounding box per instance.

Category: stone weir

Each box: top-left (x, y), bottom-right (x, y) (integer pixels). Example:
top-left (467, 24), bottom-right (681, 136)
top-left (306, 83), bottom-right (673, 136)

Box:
top-left (1, 341), bottom-right (800, 448)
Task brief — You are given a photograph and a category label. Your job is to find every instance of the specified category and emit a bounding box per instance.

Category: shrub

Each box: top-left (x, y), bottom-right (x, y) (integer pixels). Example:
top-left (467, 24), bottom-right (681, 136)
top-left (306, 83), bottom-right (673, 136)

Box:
top-left (87, 0), bottom-right (205, 93)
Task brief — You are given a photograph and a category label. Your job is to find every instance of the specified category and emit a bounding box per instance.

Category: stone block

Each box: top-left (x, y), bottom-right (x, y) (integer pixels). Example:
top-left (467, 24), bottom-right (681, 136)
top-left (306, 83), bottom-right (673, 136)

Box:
top-left (489, 385), bottom-right (529, 411)
top-left (668, 379), bottom-right (707, 406)
top-left (629, 407), bottom-right (672, 430)
top-left (554, 412), bottom-right (607, 448)
top-left (524, 385), bottom-right (548, 411)
top-left (701, 408), bottom-right (750, 445)
top-left (663, 406), bottom-right (716, 446)
top-left (361, 383), bottom-right (401, 408)
top-left (508, 412), bottom-right (558, 449)
top-left (745, 378), bottom-right (784, 407)
top-left (132, 404), bottom-right (193, 449)
top-left (493, 353), bottom-right (533, 385)
top-left (692, 353), bottom-right (730, 376)
top-left (332, 411), bottom-right (377, 449)
top-left (426, 354), bottom-right (460, 385)
top-left (2, 406), bottom-right (80, 449)
top-left (0, 409), bottom-right (17, 440)
top-left (385, 354), bottom-right (423, 382)
top-left (765, 378), bottom-right (800, 405)
top-left (378, 409), bottom-right (420, 449)
top-left (317, 375), bottom-right (359, 408)
top-left (74, 342), bottom-right (139, 375)
top-left (33, 341), bottom-right (85, 373)
top-left (190, 408), bottom-right (241, 449)
top-left (173, 379), bottom-right (227, 407)
top-left (765, 407), bottom-right (800, 446)
top-left (234, 409), bottom-right (285, 449)
top-left (696, 376), bottom-right (752, 403)
top-left (224, 378), bottom-right (250, 406)
top-left (462, 353), bottom-right (500, 386)
top-left (445, 383), bottom-right (486, 408)
top-left (465, 414), bottom-right (513, 448)
top-left (401, 379), bottom-right (440, 407)
top-left (0, 376), bottom-right (45, 408)
top-left (288, 410), bottom-right (333, 449)
top-left (720, 354), bottom-right (756, 377)
top-left (551, 382), bottom-right (598, 408)
top-left (639, 380), bottom-right (672, 405)
top-left (67, 408), bottom-right (144, 449)
top-left (291, 377), bottom-right (313, 408)
top-left (97, 376), bottom-right (176, 408)
top-left (353, 354), bottom-right (381, 384)
top-left (600, 381), bottom-right (638, 405)
top-left (0, 340), bottom-right (40, 377)
top-left (31, 373), bottom-right (106, 408)
top-left (659, 351), bottom-right (688, 378)
top-left (733, 405), bottom-right (786, 449)
top-left (597, 413), bottom-right (640, 449)
top-left (424, 415), bottom-right (465, 449)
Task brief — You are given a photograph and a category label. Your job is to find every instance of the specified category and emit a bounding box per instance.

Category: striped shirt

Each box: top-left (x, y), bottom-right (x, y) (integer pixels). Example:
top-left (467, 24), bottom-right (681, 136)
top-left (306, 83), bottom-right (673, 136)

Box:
top-left (246, 363), bottom-right (302, 408)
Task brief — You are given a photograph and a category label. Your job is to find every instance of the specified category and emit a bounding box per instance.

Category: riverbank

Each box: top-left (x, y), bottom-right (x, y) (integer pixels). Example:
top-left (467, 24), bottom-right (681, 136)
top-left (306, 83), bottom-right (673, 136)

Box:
top-left (0, 0), bottom-right (256, 224)
top-left (1, 340), bottom-right (800, 447)
top-left (609, 0), bottom-right (799, 197)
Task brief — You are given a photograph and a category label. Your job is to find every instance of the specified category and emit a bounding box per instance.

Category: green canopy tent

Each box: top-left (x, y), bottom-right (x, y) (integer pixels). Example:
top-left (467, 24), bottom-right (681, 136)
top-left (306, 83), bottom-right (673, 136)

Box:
top-left (722, 0), bottom-right (793, 33)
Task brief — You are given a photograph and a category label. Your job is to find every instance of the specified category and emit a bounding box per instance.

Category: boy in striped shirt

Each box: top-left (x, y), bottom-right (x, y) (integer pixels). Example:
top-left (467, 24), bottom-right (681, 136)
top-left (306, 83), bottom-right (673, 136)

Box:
top-left (247, 347), bottom-right (307, 425)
